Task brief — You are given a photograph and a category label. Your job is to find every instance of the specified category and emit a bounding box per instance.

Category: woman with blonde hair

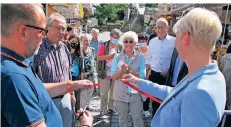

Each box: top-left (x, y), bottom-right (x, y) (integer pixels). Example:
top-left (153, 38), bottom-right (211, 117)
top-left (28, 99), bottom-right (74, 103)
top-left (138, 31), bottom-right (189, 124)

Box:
top-left (122, 8), bottom-right (226, 127)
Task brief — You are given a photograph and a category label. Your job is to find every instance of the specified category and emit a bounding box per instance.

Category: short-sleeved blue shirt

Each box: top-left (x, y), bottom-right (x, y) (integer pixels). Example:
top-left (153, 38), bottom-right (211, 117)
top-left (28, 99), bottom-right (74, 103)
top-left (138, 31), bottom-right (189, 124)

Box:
top-left (1, 47), bottom-right (62, 127)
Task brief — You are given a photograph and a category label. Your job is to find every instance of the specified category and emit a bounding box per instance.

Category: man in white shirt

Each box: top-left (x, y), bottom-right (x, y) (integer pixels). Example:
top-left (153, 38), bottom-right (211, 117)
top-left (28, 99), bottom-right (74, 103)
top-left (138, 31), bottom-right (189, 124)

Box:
top-left (145, 18), bottom-right (175, 116)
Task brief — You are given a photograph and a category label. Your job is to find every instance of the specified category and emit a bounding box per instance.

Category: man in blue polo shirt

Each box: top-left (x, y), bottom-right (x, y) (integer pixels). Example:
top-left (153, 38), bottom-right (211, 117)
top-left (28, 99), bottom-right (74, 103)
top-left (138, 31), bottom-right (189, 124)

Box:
top-left (1, 4), bottom-right (93, 127)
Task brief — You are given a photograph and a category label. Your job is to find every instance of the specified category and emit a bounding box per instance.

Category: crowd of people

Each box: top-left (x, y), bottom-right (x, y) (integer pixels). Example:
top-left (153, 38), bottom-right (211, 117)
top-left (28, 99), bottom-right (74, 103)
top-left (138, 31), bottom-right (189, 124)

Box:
top-left (1, 3), bottom-right (231, 127)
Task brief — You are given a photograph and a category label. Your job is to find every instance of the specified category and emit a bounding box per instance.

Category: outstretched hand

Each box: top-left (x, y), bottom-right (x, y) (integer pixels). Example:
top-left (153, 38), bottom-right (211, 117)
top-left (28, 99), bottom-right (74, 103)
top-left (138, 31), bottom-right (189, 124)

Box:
top-left (72, 80), bottom-right (94, 90)
top-left (121, 73), bottom-right (140, 84)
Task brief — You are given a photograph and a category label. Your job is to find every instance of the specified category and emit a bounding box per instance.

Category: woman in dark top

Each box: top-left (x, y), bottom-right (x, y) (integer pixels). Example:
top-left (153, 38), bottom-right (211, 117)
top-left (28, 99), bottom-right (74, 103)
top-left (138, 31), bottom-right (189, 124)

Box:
top-left (68, 34), bottom-right (85, 111)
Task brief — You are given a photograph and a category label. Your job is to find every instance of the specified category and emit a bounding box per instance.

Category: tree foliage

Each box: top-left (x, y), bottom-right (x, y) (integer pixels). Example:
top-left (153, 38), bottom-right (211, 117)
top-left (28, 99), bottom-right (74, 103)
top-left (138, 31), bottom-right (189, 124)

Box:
top-left (93, 4), bottom-right (128, 22)
top-left (145, 4), bottom-right (158, 8)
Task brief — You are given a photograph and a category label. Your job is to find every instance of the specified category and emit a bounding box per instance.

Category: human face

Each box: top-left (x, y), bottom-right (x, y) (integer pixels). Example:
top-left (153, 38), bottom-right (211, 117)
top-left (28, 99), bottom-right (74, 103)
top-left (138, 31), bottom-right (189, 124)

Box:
top-left (25, 7), bottom-right (46, 57)
top-left (123, 37), bottom-right (136, 53)
top-left (70, 38), bottom-right (79, 54)
top-left (47, 19), bottom-right (66, 43)
top-left (92, 31), bottom-right (98, 40)
top-left (83, 37), bottom-right (90, 49)
top-left (110, 33), bottom-right (120, 45)
top-left (155, 21), bottom-right (168, 38)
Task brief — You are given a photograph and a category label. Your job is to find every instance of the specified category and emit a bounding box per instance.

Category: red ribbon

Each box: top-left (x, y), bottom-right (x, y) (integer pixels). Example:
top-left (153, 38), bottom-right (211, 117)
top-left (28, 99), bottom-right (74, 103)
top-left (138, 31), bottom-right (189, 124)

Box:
top-left (121, 80), bottom-right (162, 104)
top-left (93, 83), bottom-right (102, 87)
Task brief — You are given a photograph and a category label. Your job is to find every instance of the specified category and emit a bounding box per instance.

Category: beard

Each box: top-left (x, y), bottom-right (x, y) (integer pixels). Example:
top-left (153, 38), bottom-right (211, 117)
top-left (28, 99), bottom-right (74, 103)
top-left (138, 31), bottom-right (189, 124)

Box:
top-left (33, 40), bottom-right (42, 55)
top-left (26, 39), bottom-right (42, 58)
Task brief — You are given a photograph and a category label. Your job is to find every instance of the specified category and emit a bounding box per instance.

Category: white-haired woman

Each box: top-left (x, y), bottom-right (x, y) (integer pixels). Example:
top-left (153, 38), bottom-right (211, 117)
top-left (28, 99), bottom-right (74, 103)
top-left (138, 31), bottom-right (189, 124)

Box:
top-left (80, 34), bottom-right (98, 110)
top-left (121, 8), bottom-right (226, 127)
top-left (90, 28), bottom-right (103, 56)
top-left (111, 31), bottom-right (146, 127)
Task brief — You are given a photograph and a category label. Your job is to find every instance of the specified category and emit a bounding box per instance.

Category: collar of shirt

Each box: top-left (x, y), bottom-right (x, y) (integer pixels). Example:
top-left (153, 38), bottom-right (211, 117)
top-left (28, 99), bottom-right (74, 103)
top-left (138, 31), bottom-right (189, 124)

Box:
top-left (43, 38), bottom-right (61, 49)
top-left (1, 46), bottom-right (30, 67)
top-left (157, 34), bottom-right (171, 41)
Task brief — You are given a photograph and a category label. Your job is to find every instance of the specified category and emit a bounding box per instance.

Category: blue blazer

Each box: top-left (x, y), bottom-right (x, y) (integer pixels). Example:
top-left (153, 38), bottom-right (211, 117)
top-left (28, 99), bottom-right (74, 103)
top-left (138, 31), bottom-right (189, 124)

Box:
top-left (139, 63), bottom-right (226, 127)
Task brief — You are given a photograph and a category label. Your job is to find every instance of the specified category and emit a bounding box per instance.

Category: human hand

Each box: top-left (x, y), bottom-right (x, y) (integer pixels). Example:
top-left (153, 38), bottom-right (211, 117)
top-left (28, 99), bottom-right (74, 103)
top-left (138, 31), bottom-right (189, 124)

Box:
top-left (109, 53), bottom-right (116, 59)
top-left (120, 64), bottom-right (129, 74)
top-left (72, 80), bottom-right (94, 91)
top-left (76, 109), bottom-right (93, 127)
top-left (121, 73), bottom-right (140, 84)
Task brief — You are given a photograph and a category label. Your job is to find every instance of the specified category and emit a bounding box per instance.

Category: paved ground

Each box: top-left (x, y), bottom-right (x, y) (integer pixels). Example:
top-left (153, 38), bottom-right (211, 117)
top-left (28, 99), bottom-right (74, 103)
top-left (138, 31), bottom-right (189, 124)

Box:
top-left (87, 96), bottom-right (152, 127)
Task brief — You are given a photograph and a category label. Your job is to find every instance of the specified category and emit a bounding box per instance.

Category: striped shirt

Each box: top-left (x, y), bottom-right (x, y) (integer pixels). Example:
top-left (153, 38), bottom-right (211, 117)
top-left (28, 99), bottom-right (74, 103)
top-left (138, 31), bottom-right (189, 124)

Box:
top-left (33, 38), bottom-right (72, 83)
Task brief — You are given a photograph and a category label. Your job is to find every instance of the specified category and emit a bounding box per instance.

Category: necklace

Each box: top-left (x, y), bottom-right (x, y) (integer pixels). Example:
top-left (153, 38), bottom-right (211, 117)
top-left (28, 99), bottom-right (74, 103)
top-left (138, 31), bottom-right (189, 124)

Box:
top-left (0, 51), bottom-right (27, 67)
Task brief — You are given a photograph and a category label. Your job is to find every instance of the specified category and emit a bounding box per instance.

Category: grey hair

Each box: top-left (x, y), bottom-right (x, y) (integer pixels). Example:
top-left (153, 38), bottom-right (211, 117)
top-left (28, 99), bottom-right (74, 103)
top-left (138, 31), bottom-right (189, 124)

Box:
top-left (110, 28), bottom-right (122, 37)
top-left (91, 28), bottom-right (99, 34)
top-left (122, 31), bottom-right (138, 43)
top-left (156, 17), bottom-right (169, 27)
top-left (46, 12), bottom-right (66, 28)
top-left (1, 4), bottom-right (43, 37)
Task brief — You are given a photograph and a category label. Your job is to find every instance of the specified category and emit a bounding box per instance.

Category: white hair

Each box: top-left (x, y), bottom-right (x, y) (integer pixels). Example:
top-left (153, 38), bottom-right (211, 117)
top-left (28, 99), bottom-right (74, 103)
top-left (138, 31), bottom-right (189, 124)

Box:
top-left (173, 8), bottom-right (222, 53)
top-left (80, 34), bottom-right (91, 44)
top-left (91, 28), bottom-right (99, 34)
top-left (46, 12), bottom-right (66, 27)
top-left (122, 31), bottom-right (138, 43)
top-left (156, 17), bottom-right (169, 27)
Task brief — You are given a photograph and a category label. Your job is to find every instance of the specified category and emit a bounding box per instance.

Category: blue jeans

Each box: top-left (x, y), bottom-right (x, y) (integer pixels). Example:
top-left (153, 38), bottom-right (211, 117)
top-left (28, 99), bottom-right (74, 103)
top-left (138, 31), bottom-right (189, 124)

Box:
top-left (53, 93), bottom-right (72, 127)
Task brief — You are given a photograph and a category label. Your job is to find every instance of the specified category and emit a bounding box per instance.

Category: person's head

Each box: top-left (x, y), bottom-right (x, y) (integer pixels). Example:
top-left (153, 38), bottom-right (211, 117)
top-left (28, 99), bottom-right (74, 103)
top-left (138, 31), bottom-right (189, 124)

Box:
top-left (1, 4), bottom-right (46, 58)
top-left (80, 34), bottom-right (91, 49)
top-left (138, 33), bottom-right (148, 48)
top-left (173, 8), bottom-right (222, 62)
top-left (122, 31), bottom-right (138, 53)
top-left (155, 18), bottom-right (169, 39)
top-left (68, 34), bottom-right (80, 55)
top-left (46, 12), bottom-right (66, 44)
top-left (67, 26), bottom-right (73, 35)
top-left (110, 28), bottom-right (121, 45)
top-left (91, 28), bottom-right (99, 40)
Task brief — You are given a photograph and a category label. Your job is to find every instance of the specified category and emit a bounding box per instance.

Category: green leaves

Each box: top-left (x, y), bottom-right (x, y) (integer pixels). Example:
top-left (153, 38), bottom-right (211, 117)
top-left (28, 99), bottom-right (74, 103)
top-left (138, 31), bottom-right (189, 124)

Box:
top-left (94, 4), bottom-right (128, 22)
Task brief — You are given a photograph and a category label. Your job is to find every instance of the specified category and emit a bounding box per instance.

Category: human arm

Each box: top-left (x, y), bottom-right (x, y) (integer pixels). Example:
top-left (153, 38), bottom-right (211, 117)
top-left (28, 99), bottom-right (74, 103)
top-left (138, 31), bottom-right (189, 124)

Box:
top-left (181, 89), bottom-right (221, 127)
top-left (97, 54), bottom-right (115, 61)
top-left (96, 43), bottom-right (115, 61)
top-left (138, 55), bottom-right (146, 79)
top-left (2, 74), bottom-right (48, 127)
top-left (44, 80), bottom-right (93, 98)
top-left (145, 41), bottom-right (152, 79)
top-left (111, 55), bottom-right (127, 80)
top-left (121, 74), bottom-right (172, 100)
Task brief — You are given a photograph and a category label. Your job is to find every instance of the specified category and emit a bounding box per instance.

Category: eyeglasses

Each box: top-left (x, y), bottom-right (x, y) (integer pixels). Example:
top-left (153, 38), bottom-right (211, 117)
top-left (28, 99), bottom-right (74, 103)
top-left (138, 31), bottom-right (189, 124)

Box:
top-left (155, 26), bottom-right (165, 30)
top-left (124, 40), bottom-right (134, 44)
top-left (50, 25), bottom-right (66, 31)
top-left (25, 25), bottom-right (48, 36)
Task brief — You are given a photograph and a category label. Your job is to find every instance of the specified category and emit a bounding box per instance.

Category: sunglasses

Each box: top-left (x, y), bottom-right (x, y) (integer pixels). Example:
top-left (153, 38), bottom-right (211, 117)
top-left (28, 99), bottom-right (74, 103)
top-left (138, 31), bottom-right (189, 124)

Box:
top-left (124, 40), bottom-right (134, 44)
top-left (25, 25), bottom-right (48, 36)
top-left (70, 43), bottom-right (77, 48)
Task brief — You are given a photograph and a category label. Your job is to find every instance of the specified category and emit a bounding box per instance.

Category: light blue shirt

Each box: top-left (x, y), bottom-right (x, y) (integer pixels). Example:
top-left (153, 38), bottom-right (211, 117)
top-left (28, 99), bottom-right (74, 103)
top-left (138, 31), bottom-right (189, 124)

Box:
top-left (111, 54), bottom-right (146, 93)
top-left (146, 35), bottom-right (175, 72)
top-left (89, 39), bottom-right (102, 56)
top-left (138, 63), bottom-right (226, 127)
top-left (171, 55), bottom-right (184, 86)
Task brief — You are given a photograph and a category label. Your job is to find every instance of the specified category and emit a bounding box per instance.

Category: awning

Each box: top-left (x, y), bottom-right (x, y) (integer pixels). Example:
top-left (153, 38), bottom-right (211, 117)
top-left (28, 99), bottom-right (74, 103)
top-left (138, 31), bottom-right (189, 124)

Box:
top-left (49, 4), bottom-right (84, 19)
